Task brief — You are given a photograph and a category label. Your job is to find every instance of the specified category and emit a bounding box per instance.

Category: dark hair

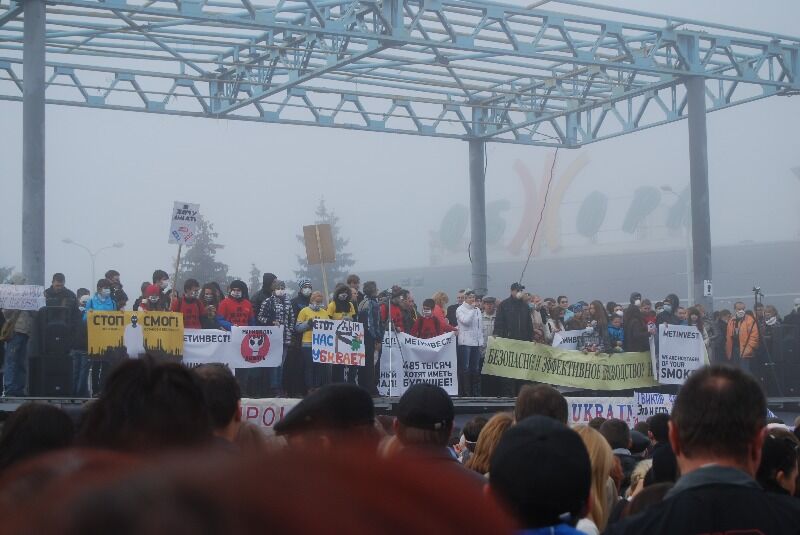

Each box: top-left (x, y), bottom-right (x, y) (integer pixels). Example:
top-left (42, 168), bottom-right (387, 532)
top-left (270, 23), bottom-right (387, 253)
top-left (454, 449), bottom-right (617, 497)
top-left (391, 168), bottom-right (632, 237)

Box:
top-left (606, 301), bottom-right (617, 316)
top-left (642, 299), bottom-right (652, 306)
top-left (515, 384), bottom-right (568, 424)
top-left (756, 431), bottom-right (799, 490)
top-left (557, 295), bottom-right (568, 303)
top-left (113, 289), bottom-right (128, 306)
top-left (202, 283), bottom-right (219, 306)
top-left (671, 365), bottom-right (766, 463)
top-left (422, 298), bottom-right (436, 309)
top-left (687, 306), bottom-right (704, 331)
top-left (588, 417), bottom-right (606, 430)
top-left (140, 281), bottom-right (150, 295)
top-left (51, 273), bottom-right (65, 283)
top-left (590, 300), bottom-right (609, 332)
top-left (622, 483), bottom-right (674, 519)
top-left (462, 416), bottom-right (488, 448)
top-left (0, 402), bottom-right (74, 472)
top-left (228, 280), bottom-right (249, 300)
top-left (346, 274), bottom-right (360, 285)
top-left (262, 273), bottom-right (277, 289)
top-left (152, 269), bottom-right (169, 283)
top-left (633, 421), bottom-right (650, 436)
top-left (363, 281), bottom-right (377, 297)
top-left (599, 419), bottom-right (631, 450)
top-left (78, 355), bottom-right (211, 452)
top-left (194, 364), bottom-right (241, 431)
top-left (333, 284), bottom-right (351, 313)
top-left (77, 288), bottom-right (91, 298)
top-left (184, 278), bottom-right (200, 292)
top-left (96, 279), bottom-right (111, 290)
top-left (105, 270), bottom-right (120, 279)
top-left (647, 413), bottom-right (670, 443)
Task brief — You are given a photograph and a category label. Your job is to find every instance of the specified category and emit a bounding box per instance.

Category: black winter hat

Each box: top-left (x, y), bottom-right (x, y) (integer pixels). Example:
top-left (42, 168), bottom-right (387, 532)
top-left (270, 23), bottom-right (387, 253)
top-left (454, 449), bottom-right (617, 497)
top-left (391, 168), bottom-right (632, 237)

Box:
top-left (273, 384), bottom-right (375, 435)
top-left (396, 383), bottom-right (454, 431)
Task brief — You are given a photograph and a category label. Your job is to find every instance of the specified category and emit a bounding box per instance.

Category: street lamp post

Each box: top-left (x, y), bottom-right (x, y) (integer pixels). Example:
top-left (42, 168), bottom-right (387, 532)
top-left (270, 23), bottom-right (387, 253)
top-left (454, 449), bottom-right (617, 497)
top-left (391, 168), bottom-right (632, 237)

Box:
top-left (62, 239), bottom-right (124, 287)
top-left (660, 186), bottom-right (693, 305)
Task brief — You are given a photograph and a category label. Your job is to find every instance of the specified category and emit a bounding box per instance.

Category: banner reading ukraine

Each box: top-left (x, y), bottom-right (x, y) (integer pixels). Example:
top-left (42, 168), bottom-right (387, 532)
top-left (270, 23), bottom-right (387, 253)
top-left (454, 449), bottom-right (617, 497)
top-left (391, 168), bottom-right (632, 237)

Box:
top-left (482, 336), bottom-right (659, 390)
top-left (87, 310), bottom-right (184, 358)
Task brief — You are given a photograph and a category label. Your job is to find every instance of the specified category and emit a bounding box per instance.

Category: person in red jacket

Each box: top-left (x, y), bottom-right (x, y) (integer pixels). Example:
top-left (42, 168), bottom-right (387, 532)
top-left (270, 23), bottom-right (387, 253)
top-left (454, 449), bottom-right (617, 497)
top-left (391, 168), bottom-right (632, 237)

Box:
top-left (381, 287), bottom-right (409, 332)
top-left (171, 278), bottom-right (205, 329)
top-left (217, 280), bottom-right (254, 330)
top-left (138, 284), bottom-right (162, 311)
top-left (411, 299), bottom-right (455, 339)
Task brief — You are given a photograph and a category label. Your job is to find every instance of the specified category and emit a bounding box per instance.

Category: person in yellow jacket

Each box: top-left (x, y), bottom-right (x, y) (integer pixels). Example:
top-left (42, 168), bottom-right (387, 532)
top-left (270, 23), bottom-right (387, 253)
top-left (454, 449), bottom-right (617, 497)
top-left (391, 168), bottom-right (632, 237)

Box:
top-left (327, 284), bottom-right (356, 384)
top-left (725, 301), bottom-right (759, 373)
top-left (295, 291), bottom-right (331, 391)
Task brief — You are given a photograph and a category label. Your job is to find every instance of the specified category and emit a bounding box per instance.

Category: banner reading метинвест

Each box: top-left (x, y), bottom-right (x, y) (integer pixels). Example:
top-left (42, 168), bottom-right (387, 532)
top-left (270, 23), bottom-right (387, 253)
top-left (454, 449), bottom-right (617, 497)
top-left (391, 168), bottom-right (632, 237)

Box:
top-left (482, 336), bottom-right (658, 390)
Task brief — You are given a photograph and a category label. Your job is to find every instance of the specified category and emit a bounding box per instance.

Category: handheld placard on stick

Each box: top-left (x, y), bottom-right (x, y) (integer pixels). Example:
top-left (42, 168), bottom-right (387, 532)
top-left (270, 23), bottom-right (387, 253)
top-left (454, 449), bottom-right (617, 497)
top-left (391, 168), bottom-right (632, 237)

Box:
top-left (303, 223), bottom-right (335, 306)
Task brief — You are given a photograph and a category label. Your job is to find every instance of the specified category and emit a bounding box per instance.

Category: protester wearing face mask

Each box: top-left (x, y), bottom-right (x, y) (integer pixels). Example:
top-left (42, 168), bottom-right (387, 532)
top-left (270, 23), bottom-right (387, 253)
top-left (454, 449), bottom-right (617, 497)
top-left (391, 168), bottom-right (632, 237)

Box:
top-left (492, 283), bottom-right (534, 396)
top-left (138, 284), bottom-right (163, 312)
top-left (170, 279), bottom-right (205, 329)
top-left (411, 299), bottom-right (455, 340)
top-left (295, 290), bottom-right (332, 391)
top-left (199, 283), bottom-right (222, 329)
top-left (71, 288), bottom-right (92, 397)
top-left (83, 279), bottom-right (118, 397)
top-left (656, 293), bottom-right (681, 326)
top-left (623, 292), bottom-right (650, 352)
top-left (725, 301), bottom-right (759, 373)
top-left (151, 269), bottom-right (173, 311)
top-left (217, 280), bottom-right (254, 331)
top-left (687, 307), bottom-right (709, 348)
top-left (326, 283), bottom-right (357, 384)
top-left (256, 280), bottom-right (295, 396)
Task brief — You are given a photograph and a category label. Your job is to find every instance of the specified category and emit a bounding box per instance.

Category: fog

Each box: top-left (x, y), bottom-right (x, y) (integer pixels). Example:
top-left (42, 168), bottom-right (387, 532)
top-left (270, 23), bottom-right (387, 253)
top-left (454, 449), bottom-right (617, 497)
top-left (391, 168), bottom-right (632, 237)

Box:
top-left (1, 0), bottom-right (799, 298)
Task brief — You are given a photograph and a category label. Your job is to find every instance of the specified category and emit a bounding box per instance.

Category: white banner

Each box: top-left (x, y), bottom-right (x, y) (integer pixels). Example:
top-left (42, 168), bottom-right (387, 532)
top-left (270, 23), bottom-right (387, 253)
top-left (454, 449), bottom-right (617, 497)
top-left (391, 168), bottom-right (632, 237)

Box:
top-left (634, 391), bottom-right (676, 419)
top-left (566, 396), bottom-right (638, 427)
top-left (168, 201), bottom-right (200, 245)
top-left (311, 319), bottom-right (366, 366)
top-left (240, 398), bottom-right (301, 435)
top-left (551, 329), bottom-right (585, 350)
top-left (181, 327), bottom-right (284, 368)
top-left (0, 284), bottom-right (45, 311)
top-left (378, 331), bottom-right (458, 397)
top-left (656, 324), bottom-right (706, 385)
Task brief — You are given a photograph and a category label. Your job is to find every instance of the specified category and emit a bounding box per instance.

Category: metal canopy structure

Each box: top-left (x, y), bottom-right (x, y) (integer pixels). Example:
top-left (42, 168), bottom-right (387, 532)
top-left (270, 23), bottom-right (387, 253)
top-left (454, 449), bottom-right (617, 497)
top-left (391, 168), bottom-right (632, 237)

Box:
top-left (1, 0), bottom-right (799, 306)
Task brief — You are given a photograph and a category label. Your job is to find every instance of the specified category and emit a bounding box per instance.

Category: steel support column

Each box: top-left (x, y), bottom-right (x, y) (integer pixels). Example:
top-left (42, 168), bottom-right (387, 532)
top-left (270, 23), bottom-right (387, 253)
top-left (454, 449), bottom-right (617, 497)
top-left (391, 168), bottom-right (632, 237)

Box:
top-left (22, 0), bottom-right (46, 285)
top-left (686, 75), bottom-right (713, 312)
top-left (469, 108), bottom-right (488, 296)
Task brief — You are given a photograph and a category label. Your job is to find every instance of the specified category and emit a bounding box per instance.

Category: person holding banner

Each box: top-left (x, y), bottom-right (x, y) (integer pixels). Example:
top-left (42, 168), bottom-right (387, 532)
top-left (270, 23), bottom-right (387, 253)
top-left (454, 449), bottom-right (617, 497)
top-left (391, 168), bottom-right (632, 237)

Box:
top-left (257, 279), bottom-right (295, 396)
top-left (544, 303), bottom-right (566, 344)
top-left (456, 290), bottom-right (483, 397)
top-left (328, 284), bottom-right (357, 384)
top-left (1, 273), bottom-right (36, 397)
top-left (622, 297), bottom-right (650, 353)
top-left (170, 279), bottom-right (205, 329)
top-left (296, 291), bottom-right (331, 391)
top-left (217, 281), bottom-right (254, 330)
top-left (576, 301), bottom-right (611, 354)
top-left (83, 278), bottom-right (118, 395)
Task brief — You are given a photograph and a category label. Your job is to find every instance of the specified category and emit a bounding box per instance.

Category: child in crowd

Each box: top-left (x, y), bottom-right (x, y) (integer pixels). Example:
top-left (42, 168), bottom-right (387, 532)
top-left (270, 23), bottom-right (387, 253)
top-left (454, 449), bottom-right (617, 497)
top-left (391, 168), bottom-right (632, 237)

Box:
top-left (608, 315), bottom-right (625, 352)
top-left (411, 299), bottom-right (455, 339)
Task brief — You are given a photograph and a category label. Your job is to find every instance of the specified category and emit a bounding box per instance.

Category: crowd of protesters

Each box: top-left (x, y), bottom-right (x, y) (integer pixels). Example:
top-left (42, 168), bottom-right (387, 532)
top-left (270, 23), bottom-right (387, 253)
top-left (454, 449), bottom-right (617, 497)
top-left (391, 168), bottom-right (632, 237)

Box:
top-left (0, 358), bottom-right (798, 534)
top-left (1, 268), bottom-right (799, 398)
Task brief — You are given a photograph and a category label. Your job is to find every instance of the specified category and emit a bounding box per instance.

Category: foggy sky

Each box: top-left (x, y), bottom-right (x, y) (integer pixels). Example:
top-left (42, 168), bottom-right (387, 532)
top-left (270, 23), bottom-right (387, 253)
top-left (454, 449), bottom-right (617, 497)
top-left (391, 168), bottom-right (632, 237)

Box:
top-left (1, 0), bottom-right (799, 293)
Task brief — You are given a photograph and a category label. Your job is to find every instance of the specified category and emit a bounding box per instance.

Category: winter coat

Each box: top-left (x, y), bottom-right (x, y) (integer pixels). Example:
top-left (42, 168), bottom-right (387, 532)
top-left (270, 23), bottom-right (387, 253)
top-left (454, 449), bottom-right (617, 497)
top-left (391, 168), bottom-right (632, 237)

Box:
top-left (411, 316), bottom-right (453, 339)
top-left (327, 300), bottom-right (355, 320)
top-left (456, 303), bottom-right (483, 347)
top-left (258, 294), bottom-right (295, 345)
top-left (358, 297), bottom-right (384, 341)
top-left (544, 318), bottom-right (565, 343)
top-left (83, 293), bottom-right (117, 322)
top-left (217, 297), bottom-right (254, 330)
top-left (726, 315), bottom-right (759, 359)
top-left (494, 296), bottom-right (534, 341)
top-left (623, 314), bottom-right (650, 352)
top-left (171, 297), bottom-right (205, 329)
top-left (44, 287), bottom-right (77, 308)
top-left (381, 302), bottom-right (408, 333)
top-left (295, 306), bottom-right (330, 345)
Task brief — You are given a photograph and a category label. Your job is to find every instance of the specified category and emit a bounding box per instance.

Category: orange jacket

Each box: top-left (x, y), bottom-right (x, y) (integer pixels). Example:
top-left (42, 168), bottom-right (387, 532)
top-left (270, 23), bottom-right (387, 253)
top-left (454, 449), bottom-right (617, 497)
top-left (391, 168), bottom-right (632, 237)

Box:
top-left (725, 315), bottom-right (759, 359)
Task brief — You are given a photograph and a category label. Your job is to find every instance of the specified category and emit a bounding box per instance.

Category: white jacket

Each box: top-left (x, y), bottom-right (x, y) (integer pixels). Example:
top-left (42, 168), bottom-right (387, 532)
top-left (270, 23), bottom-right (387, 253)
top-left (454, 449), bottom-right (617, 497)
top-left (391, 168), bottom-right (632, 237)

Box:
top-left (456, 303), bottom-right (483, 346)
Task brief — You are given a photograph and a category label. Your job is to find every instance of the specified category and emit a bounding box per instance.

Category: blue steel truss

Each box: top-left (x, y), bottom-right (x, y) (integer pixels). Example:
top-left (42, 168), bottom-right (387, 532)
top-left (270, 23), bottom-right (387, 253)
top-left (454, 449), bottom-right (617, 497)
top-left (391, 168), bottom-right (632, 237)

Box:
top-left (0, 0), bottom-right (798, 146)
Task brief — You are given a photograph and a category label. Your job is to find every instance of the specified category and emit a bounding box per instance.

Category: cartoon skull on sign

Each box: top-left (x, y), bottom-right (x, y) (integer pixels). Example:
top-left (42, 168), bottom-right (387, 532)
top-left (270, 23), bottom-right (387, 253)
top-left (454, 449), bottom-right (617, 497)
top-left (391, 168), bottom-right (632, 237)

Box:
top-left (248, 334), bottom-right (265, 357)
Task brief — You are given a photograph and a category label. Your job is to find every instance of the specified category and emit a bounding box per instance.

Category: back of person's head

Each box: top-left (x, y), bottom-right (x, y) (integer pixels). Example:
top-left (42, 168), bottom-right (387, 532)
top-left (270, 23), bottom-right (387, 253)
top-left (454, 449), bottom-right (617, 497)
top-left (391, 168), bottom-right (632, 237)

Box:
top-left (490, 416), bottom-right (590, 528)
top-left (394, 384), bottom-right (454, 448)
top-left (78, 355), bottom-right (211, 452)
top-left (647, 413), bottom-right (670, 443)
top-left (193, 364), bottom-right (241, 432)
top-left (588, 417), bottom-right (606, 430)
top-left (0, 403), bottom-right (74, 472)
top-left (756, 429), bottom-right (799, 495)
top-left (461, 417), bottom-right (487, 452)
top-left (465, 412), bottom-right (513, 475)
top-left (621, 482), bottom-right (674, 520)
top-left (633, 421), bottom-right (649, 436)
top-left (599, 418), bottom-right (631, 450)
top-left (671, 364), bottom-right (766, 466)
top-left (514, 384), bottom-right (568, 424)
top-left (574, 425), bottom-right (614, 530)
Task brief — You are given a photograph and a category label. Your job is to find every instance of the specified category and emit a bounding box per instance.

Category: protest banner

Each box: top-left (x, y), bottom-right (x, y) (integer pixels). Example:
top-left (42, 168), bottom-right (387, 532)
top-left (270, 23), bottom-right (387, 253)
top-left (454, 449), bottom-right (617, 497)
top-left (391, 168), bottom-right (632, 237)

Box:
top-left (88, 311), bottom-right (183, 357)
top-left (181, 327), bottom-right (284, 368)
top-left (634, 391), bottom-right (677, 419)
top-left (566, 396), bottom-right (638, 427)
top-left (311, 319), bottom-right (366, 366)
top-left (168, 201), bottom-right (200, 245)
top-left (551, 329), bottom-right (584, 350)
top-left (0, 284), bottom-right (45, 311)
top-left (87, 310), bottom-right (126, 356)
top-left (482, 336), bottom-right (659, 390)
top-left (240, 398), bottom-right (301, 435)
top-left (378, 331), bottom-right (458, 397)
top-left (182, 329), bottom-right (232, 365)
top-left (655, 324), bottom-right (707, 385)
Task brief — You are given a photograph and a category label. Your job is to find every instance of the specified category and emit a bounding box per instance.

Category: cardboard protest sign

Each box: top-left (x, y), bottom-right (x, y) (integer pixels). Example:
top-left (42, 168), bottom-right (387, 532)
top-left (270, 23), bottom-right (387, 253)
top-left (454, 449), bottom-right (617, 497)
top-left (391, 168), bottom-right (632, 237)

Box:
top-left (482, 336), bottom-right (659, 390)
top-left (311, 319), bottom-right (366, 366)
top-left (88, 311), bottom-right (183, 358)
top-left (634, 391), bottom-right (677, 419)
top-left (566, 396), bottom-right (638, 427)
top-left (655, 324), bottom-right (706, 385)
top-left (0, 284), bottom-right (45, 311)
top-left (378, 331), bottom-right (458, 397)
top-left (168, 201), bottom-right (199, 245)
top-left (551, 329), bottom-right (584, 350)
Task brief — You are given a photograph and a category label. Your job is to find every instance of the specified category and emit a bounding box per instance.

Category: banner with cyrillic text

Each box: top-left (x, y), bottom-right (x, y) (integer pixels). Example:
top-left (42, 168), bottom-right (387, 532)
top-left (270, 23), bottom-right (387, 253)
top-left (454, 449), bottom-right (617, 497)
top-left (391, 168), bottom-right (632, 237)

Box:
top-left (0, 284), bottom-right (45, 311)
top-left (311, 319), bottom-right (366, 366)
top-left (655, 324), bottom-right (706, 385)
top-left (566, 396), bottom-right (638, 427)
top-left (378, 331), bottom-right (458, 397)
top-left (552, 329), bottom-right (584, 350)
top-left (634, 391), bottom-right (676, 419)
top-left (482, 336), bottom-right (659, 390)
top-left (240, 398), bottom-right (301, 435)
top-left (88, 311), bottom-right (183, 358)
top-left (182, 327), bottom-right (284, 368)
top-left (168, 201), bottom-right (199, 245)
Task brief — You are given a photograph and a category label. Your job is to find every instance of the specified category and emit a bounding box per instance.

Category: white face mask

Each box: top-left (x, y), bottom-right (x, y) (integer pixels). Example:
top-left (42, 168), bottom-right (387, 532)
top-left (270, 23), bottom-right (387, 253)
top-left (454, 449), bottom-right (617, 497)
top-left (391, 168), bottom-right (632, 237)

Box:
top-left (275, 289), bottom-right (286, 297)
top-left (189, 290), bottom-right (199, 299)
top-left (735, 309), bottom-right (745, 319)
top-left (160, 280), bottom-right (170, 290)
top-left (337, 293), bottom-right (349, 301)
top-left (100, 288), bottom-right (111, 298)
top-left (230, 290), bottom-right (242, 299)
top-left (766, 316), bottom-right (777, 326)
top-left (148, 296), bottom-right (159, 304)
top-left (422, 309), bottom-right (432, 318)
top-left (301, 287), bottom-right (312, 297)
top-left (615, 310), bottom-right (624, 317)
top-left (634, 299), bottom-right (642, 307)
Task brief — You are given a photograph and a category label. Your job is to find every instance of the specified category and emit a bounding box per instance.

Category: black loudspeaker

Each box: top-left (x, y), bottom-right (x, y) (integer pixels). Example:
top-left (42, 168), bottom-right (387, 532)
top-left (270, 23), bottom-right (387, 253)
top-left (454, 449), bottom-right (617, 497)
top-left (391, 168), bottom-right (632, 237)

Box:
top-left (39, 306), bottom-right (74, 358)
top-left (28, 355), bottom-right (73, 397)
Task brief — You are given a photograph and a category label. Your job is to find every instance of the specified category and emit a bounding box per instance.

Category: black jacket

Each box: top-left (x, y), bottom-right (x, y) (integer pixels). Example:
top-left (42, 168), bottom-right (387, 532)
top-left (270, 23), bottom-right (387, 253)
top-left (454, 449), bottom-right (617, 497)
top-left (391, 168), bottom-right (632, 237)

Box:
top-left (605, 465), bottom-right (800, 535)
top-left (493, 296), bottom-right (534, 341)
